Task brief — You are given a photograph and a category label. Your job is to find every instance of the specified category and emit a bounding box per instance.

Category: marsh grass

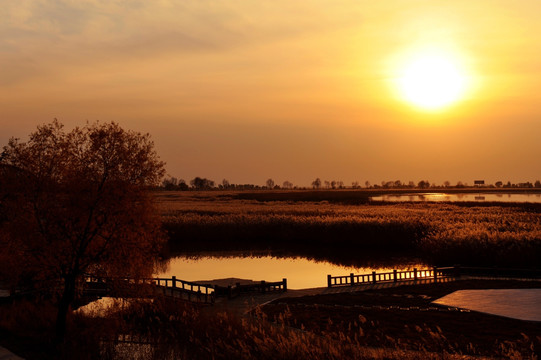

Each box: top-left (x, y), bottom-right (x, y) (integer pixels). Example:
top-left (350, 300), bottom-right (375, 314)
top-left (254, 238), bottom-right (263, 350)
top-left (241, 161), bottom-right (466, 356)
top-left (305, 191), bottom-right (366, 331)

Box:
top-left (1, 292), bottom-right (536, 359)
top-left (73, 298), bottom-right (503, 359)
top-left (157, 193), bottom-right (541, 268)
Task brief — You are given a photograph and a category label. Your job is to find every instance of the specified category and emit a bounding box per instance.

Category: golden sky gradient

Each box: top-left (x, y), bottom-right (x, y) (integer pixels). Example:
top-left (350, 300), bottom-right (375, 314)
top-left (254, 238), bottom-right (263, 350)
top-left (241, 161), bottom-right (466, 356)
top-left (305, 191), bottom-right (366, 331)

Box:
top-left (2, 1), bottom-right (541, 186)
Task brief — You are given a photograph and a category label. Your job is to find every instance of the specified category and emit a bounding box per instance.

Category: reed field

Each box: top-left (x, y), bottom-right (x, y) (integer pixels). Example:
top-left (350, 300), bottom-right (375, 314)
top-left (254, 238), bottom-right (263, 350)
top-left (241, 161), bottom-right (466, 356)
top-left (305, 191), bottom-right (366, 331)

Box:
top-left (157, 190), bottom-right (541, 268)
top-left (2, 190), bottom-right (540, 359)
top-left (2, 293), bottom-right (535, 359)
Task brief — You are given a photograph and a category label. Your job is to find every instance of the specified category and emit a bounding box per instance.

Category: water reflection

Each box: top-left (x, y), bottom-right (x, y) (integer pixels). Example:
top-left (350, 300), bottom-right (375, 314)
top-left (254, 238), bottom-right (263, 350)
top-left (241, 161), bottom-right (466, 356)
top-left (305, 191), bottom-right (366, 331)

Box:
top-left (75, 297), bottom-right (151, 317)
top-left (372, 193), bottom-right (541, 203)
top-left (157, 255), bottom-right (423, 290)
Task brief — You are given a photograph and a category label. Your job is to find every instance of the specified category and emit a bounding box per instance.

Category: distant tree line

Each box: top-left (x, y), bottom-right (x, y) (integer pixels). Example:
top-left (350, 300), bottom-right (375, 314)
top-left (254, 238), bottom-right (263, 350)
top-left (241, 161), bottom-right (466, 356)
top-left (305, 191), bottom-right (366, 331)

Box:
top-left (160, 176), bottom-right (541, 191)
top-left (161, 176), bottom-right (298, 191)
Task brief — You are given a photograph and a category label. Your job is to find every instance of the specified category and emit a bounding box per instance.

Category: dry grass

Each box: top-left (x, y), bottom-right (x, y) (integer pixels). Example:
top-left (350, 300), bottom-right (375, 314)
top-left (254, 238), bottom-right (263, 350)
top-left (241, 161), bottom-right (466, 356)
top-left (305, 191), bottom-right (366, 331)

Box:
top-left (1, 282), bottom-right (537, 359)
top-left (156, 191), bottom-right (541, 268)
top-left (74, 298), bottom-right (510, 359)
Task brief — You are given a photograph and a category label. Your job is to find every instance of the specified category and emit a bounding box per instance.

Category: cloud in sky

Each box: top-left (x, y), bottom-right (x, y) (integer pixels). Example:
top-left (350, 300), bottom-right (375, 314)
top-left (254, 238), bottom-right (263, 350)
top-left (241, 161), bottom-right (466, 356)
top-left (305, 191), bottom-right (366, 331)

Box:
top-left (2, 1), bottom-right (541, 185)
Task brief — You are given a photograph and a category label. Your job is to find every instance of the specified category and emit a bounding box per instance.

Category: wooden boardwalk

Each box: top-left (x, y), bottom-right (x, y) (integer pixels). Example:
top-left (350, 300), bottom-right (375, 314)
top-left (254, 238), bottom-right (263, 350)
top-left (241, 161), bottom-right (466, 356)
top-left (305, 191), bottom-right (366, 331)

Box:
top-left (84, 276), bottom-right (216, 304)
top-left (213, 267), bottom-right (541, 316)
top-left (7, 266), bottom-right (539, 311)
top-left (213, 276), bottom-right (460, 316)
top-left (82, 276), bottom-right (287, 305)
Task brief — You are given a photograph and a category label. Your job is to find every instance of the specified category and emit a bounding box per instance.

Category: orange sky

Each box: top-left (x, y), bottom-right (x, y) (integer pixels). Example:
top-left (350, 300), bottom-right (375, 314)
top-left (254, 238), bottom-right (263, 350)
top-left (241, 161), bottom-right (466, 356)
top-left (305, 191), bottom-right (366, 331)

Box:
top-left (2, 1), bottom-right (541, 186)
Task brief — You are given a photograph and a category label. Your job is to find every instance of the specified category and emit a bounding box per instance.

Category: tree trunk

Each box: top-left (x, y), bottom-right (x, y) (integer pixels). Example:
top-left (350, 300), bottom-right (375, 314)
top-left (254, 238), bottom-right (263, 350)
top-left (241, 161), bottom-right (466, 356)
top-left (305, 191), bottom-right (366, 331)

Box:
top-left (55, 274), bottom-right (76, 342)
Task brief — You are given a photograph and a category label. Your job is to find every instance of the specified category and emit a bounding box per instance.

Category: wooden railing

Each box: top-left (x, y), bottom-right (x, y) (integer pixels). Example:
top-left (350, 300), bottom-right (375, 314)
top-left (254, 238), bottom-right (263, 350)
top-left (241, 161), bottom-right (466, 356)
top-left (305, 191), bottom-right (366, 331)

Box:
top-left (327, 266), bottom-right (458, 288)
top-left (84, 276), bottom-right (216, 304)
top-left (83, 276), bottom-right (288, 303)
top-left (327, 266), bottom-right (541, 288)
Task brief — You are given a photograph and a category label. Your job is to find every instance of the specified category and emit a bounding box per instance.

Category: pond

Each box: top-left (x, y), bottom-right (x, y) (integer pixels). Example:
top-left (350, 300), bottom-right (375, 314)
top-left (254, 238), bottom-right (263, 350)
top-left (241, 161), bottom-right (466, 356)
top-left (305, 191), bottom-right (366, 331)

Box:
top-left (433, 289), bottom-right (541, 322)
top-left (156, 255), bottom-right (424, 290)
top-left (371, 192), bottom-right (541, 203)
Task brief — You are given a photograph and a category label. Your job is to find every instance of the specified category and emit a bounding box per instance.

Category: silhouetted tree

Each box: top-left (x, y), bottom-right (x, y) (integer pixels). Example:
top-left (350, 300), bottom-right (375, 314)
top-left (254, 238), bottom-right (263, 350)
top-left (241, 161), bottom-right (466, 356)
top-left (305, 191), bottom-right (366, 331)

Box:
top-left (163, 177), bottom-right (188, 190)
top-left (190, 177), bottom-right (215, 190)
top-left (266, 178), bottom-right (275, 189)
top-left (282, 180), bottom-right (293, 189)
top-left (178, 179), bottom-right (189, 190)
top-left (495, 181), bottom-right (503, 188)
top-left (311, 178), bottom-right (321, 189)
top-left (0, 120), bottom-right (165, 341)
top-left (443, 181), bottom-right (451, 188)
top-left (417, 180), bottom-right (430, 189)
top-left (162, 176), bottom-right (178, 190)
top-left (364, 181), bottom-right (371, 188)
top-left (222, 179), bottom-right (230, 189)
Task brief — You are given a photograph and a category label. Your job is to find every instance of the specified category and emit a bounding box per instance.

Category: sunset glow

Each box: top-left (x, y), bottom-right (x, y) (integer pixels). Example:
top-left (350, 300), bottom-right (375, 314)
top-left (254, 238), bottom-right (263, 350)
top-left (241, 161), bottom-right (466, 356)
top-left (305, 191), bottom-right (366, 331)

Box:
top-left (2, 2), bottom-right (541, 357)
top-left (2, 1), bottom-right (541, 185)
top-left (396, 53), bottom-right (469, 110)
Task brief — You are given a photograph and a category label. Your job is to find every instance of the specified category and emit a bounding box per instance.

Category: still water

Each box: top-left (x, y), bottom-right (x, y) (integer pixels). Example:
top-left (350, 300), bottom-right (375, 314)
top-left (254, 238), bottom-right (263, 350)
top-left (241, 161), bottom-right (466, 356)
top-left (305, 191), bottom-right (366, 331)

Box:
top-left (434, 289), bottom-right (541, 322)
top-left (156, 255), bottom-right (422, 290)
top-left (371, 192), bottom-right (541, 203)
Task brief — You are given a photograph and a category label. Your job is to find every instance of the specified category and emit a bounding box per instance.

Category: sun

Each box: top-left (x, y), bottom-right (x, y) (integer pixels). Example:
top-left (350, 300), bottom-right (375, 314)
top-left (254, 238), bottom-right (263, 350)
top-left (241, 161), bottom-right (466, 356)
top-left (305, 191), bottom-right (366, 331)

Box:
top-left (396, 53), bottom-right (468, 111)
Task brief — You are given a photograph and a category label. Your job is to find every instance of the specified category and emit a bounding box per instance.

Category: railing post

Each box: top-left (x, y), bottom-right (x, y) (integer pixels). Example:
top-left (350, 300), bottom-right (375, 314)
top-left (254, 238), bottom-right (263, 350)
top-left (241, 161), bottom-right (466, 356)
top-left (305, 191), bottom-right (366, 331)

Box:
top-left (414, 268), bottom-right (418, 281)
top-left (172, 276), bottom-right (176, 288)
top-left (372, 271), bottom-right (377, 284)
top-left (350, 273), bottom-right (355, 286)
top-left (327, 274), bottom-right (332, 288)
top-left (283, 278), bottom-right (287, 292)
top-left (261, 280), bottom-right (266, 293)
top-left (393, 269), bottom-right (397, 282)
top-left (433, 266), bottom-right (438, 281)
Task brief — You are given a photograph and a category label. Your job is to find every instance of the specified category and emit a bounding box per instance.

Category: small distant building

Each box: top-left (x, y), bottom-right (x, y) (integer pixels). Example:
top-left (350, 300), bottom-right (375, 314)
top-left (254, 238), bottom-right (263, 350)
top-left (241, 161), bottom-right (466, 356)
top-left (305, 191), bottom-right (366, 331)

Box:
top-left (474, 180), bottom-right (485, 187)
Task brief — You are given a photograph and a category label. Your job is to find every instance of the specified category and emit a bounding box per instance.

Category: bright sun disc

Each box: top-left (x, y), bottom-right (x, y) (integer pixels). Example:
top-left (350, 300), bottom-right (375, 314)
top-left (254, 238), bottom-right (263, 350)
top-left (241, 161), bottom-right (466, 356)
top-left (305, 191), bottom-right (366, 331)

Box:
top-left (397, 54), bottom-right (467, 110)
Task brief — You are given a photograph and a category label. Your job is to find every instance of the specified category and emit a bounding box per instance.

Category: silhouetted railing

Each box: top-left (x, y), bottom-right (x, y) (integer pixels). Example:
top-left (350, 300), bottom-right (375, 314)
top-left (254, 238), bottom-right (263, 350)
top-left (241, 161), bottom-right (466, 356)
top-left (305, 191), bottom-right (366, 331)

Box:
top-left (327, 267), bottom-right (456, 288)
top-left (327, 266), bottom-right (541, 288)
top-left (84, 276), bottom-right (216, 304)
top-left (83, 276), bottom-right (288, 303)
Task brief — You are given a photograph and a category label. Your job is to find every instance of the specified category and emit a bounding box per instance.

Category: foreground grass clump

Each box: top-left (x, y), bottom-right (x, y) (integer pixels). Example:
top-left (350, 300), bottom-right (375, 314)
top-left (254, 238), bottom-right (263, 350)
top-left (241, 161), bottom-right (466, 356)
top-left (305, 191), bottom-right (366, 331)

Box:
top-left (156, 191), bottom-right (541, 268)
top-left (262, 280), bottom-right (541, 358)
top-left (2, 284), bottom-right (538, 359)
top-left (0, 297), bottom-right (474, 360)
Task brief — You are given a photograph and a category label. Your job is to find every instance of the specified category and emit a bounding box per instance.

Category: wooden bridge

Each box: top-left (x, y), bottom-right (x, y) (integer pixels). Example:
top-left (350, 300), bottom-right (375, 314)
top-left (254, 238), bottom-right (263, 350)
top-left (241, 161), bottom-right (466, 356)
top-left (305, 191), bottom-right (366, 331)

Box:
top-left (327, 266), bottom-right (541, 288)
top-left (83, 276), bottom-right (287, 305)
top-left (84, 276), bottom-right (216, 304)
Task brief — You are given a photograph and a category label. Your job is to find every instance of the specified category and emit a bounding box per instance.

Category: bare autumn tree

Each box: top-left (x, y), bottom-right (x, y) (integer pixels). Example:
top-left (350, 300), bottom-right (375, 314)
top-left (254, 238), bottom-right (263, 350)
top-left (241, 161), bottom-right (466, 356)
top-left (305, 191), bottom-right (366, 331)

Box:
top-left (282, 180), bottom-right (293, 189)
top-left (0, 120), bottom-right (165, 340)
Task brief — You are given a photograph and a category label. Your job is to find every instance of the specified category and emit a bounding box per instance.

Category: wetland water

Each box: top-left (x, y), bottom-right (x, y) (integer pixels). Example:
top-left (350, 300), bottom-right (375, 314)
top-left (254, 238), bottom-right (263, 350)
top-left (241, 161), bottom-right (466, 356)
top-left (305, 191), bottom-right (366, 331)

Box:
top-left (157, 256), bottom-right (423, 289)
top-left (434, 289), bottom-right (541, 322)
top-left (371, 192), bottom-right (541, 203)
